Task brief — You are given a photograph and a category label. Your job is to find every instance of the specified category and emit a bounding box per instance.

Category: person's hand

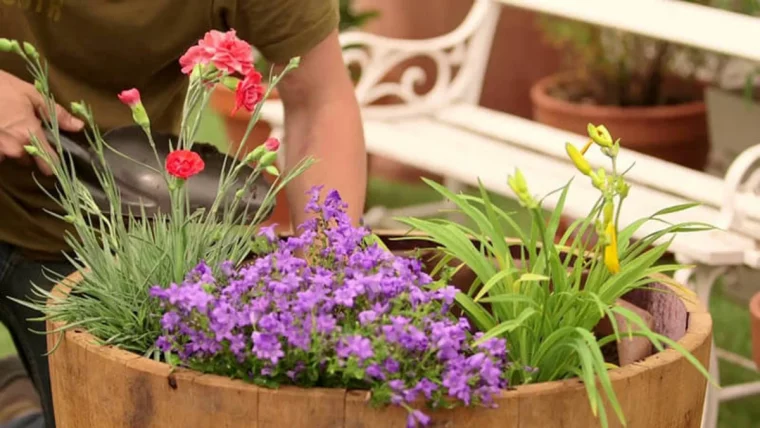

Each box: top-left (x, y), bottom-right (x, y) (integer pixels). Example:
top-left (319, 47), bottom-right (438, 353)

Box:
top-left (0, 70), bottom-right (84, 175)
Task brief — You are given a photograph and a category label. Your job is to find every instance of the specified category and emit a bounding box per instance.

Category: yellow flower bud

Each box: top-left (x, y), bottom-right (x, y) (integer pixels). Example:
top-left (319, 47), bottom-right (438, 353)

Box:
top-left (265, 165), bottom-right (279, 176)
top-left (616, 179), bottom-right (630, 198)
top-left (513, 169), bottom-right (528, 193)
top-left (603, 200), bottom-right (614, 226)
top-left (587, 123), bottom-right (613, 148)
top-left (589, 171), bottom-right (604, 190)
top-left (566, 142), bottom-right (592, 175)
top-left (604, 222), bottom-right (620, 274)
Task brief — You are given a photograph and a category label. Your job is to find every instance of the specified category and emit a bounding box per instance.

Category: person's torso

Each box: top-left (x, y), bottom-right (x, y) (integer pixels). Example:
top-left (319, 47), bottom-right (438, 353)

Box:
top-left (0, 0), bottom-right (220, 258)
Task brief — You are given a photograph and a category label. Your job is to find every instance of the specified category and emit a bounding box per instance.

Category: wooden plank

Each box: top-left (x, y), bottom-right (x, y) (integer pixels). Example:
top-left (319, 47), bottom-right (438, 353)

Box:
top-left (362, 117), bottom-right (754, 265)
top-left (496, 0), bottom-right (760, 63)
top-left (436, 104), bottom-right (760, 231)
top-left (257, 386), bottom-right (345, 428)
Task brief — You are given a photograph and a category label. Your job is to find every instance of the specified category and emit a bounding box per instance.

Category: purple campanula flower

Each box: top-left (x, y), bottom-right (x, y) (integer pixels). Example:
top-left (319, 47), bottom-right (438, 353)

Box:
top-left (414, 378), bottom-right (438, 400)
top-left (251, 332), bottom-right (284, 364)
top-left (383, 358), bottom-right (400, 374)
top-left (315, 314), bottom-right (337, 335)
top-left (407, 409), bottom-right (431, 428)
top-left (149, 185), bottom-right (509, 424)
top-left (358, 310), bottom-right (377, 325)
top-left (257, 224), bottom-right (277, 242)
top-left (365, 364), bottom-right (385, 380)
top-left (156, 336), bottom-right (172, 352)
top-left (435, 285), bottom-right (459, 306)
top-left (160, 311), bottom-right (181, 331)
top-left (337, 335), bottom-right (374, 362)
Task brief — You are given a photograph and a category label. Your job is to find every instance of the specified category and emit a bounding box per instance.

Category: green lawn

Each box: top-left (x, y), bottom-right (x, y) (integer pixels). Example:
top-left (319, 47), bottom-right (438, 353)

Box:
top-left (1, 108), bottom-right (758, 426)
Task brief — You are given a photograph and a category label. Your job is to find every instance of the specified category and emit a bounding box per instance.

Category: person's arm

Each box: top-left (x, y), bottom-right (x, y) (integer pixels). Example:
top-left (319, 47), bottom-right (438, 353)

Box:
top-left (214, 0), bottom-right (366, 227)
top-left (274, 30), bottom-right (366, 227)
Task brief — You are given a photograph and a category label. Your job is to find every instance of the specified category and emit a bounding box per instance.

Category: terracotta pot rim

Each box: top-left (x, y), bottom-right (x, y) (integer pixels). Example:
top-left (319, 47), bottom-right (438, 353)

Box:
top-left (530, 72), bottom-right (707, 120)
top-left (47, 248), bottom-right (711, 400)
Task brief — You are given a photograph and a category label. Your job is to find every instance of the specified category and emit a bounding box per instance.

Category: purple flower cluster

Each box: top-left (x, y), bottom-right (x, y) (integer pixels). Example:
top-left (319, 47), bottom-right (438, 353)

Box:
top-left (150, 186), bottom-right (509, 427)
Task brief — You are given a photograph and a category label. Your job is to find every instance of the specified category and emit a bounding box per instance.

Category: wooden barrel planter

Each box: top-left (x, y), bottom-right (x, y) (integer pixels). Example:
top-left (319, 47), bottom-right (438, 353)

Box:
top-left (46, 233), bottom-right (711, 428)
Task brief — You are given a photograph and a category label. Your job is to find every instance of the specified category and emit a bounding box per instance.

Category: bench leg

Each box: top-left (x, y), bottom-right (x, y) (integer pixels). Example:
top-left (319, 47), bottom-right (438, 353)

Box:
top-left (675, 264), bottom-right (727, 428)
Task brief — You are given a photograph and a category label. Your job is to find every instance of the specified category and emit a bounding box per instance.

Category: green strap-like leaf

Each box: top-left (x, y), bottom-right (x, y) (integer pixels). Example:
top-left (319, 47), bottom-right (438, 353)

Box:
top-left (454, 292), bottom-right (497, 332)
top-left (473, 307), bottom-right (537, 346)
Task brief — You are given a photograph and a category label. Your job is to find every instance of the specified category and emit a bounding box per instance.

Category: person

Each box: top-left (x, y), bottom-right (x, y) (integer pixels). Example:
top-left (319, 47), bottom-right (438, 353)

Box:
top-left (0, 1), bottom-right (366, 427)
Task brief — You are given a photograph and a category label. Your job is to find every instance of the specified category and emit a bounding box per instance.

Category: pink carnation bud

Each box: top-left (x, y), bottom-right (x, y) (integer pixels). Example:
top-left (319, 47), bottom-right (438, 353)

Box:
top-left (117, 88), bottom-right (141, 107)
top-left (264, 137), bottom-right (280, 152)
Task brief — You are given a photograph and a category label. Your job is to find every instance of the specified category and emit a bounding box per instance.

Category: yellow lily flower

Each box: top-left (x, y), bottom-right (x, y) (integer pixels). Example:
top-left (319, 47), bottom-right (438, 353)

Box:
top-left (604, 221), bottom-right (620, 274)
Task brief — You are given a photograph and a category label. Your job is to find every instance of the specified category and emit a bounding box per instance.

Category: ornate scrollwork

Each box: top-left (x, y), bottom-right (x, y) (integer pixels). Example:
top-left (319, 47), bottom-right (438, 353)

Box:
top-left (337, 0), bottom-right (500, 120)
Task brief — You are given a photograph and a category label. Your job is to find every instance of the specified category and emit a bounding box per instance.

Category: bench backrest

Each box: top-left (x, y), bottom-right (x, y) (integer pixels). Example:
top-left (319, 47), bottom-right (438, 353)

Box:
top-left (338, 0), bottom-right (501, 120)
top-left (497, 0), bottom-right (760, 63)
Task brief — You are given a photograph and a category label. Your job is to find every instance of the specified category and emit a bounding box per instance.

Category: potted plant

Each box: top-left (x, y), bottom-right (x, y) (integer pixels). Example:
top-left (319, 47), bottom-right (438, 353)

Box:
top-left (4, 33), bottom-right (713, 428)
top-left (531, 0), bottom-right (759, 172)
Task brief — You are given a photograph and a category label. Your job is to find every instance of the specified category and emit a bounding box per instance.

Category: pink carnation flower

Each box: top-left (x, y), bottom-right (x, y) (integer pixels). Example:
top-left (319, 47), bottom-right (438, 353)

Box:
top-left (232, 70), bottom-right (265, 114)
top-left (179, 29), bottom-right (253, 76)
top-left (117, 88), bottom-right (141, 107)
top-left (264, 137), bottom-right (280, 152)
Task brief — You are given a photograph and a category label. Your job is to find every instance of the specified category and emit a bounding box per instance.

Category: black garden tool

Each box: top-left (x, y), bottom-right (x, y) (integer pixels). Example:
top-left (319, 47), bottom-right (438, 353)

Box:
top-left (45, 125), bottom-right (274, 222)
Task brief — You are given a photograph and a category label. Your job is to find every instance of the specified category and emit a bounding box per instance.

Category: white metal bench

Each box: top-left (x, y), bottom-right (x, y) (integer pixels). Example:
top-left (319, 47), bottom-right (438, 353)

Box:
top-left (260, 1), bottom-right (760, 426)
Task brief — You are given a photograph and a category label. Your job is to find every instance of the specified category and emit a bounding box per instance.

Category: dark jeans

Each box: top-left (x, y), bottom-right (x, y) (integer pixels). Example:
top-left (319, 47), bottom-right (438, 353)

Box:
top-left (0, 243), bottom-right (75, 428)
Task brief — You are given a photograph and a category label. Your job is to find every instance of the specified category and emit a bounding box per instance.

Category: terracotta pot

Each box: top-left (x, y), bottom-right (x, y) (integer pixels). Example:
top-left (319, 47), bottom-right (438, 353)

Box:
top-left (45, 234), bottom-right (712, 427)
top-left (210, 85), bottom-right (293, 234)
top-left (531, 73), bottom-right (710, 171)
top-left (750, 291), bottom-right (760, 369)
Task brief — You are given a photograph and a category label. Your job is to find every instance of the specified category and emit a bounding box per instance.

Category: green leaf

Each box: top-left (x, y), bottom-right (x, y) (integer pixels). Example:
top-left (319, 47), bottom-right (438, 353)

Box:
top-left (477, 180), bottom-right (511, 263)
top-left (544, 180), bottom-right (572, 243)
top-left (652, 202), bottom-right (701, 217)
top-left (516, 273), bottom-right (551, 283)
top-left (396, 217), bottom-right (497, 289)
top-left (459, 194), bottom-right (530, 245)
top-left (363, 233), bottom-right (391, 252)
top-left (473, 267), bottom-right (519, 302)
top-left (473, 307), bottom-right (537, 346)
top-left (478, 294), bottom-right (539, 306)
top-left (576, 327), bottom-right (625, 426)
top-left (599, 240), bottom-right (672, 302)
top-left (454, 292), bottom-right (497, 332)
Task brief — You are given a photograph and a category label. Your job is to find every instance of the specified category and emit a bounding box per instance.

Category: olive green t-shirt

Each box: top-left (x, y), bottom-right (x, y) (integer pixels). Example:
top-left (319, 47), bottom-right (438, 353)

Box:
top-left (0, 1), bottom-right (338, 260)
